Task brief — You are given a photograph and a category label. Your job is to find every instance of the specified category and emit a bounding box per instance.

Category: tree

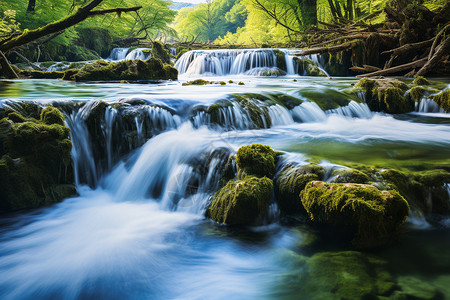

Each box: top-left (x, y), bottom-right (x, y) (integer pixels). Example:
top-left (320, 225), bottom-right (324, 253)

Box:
top-left (27, 0), bottom-right (36, 13)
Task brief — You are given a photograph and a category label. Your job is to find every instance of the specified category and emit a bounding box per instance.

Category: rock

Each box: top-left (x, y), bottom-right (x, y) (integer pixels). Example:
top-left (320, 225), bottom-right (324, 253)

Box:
top-left (412, 76), bottom-right (431, 85)
top-left (206, 176), bottom-right (273, 225)
top-left (283, 251), bottom-right (396, 299)
top-left (297, 88), bottom-right (357, 110)
top-left (273, 49), bottom-right (287, 72)
top-left (236, 144), bottom-right (277, 178)
top-left (274, 163), bottom-right (325, 214)
top-left (429, 90), bottom-right (450, 112)
top-left (295, 57), bottom-right (327, 77)
top-left (394, 276), bottom-right (443, 300)
top-left (151, 41), bottom-right (171, 64)
top-left (331, 168), bottom-right (370, 184)
top-left (300, 181), bottom-right (409, 248)
top-left (182, 79), bottom-right (210, 86)
top-left (0, 105), bottom-right (75, 211)
top-left (355, 78), bottom-right (414, 114)
top-left (66, 58), bottom-right (177, 82)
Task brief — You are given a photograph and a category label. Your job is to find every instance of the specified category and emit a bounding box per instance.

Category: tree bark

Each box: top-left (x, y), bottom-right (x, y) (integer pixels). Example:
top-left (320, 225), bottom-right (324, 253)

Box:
top-left (347, 0), bottom-right (353, 20)
top-left (27, 0), bottom-right (36, 12)
top-left (297, 0), bottom-right (318, 26)
top-left (0, 0), bottom-right (141, 54)
top-left (326, 0), bottom-right (338, 19)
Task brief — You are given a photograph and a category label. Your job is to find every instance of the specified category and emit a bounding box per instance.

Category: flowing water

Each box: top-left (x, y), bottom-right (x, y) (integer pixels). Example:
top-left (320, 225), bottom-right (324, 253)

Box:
top-left (1, 49), bottom-right (450, 299)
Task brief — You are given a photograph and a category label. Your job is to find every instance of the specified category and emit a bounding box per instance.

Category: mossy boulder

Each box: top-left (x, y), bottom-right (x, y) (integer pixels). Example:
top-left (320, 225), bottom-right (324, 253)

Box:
top-left (182, 79), bottom-right (209, 86)
top-left (295, 58), bottom-right (327, 77)
top-left (355, 78), bottom-right (414, 114)
top-left (267, 93), bottom-right (303, 109)
top-left (0, 105), bottom-right (75, 211)
top-left (233, 94), bottom-right (271, 128)
top-left (258, 68), bottom-right (286, 77)
top-left (206, 176), bottom-right (273, 225)
top-left (412, 76), bottom-right (431, 85)
top-left (151, 41), bottom-right (171, 64)
top-left (297, 88), bottom-right (357, 110)
top-left (67, 58), bottom-right (177, 82)
top-left (236, 144), bottom-right (277, 178)
top-left (273, 49), bottom-right (287, 72)
top-left (331, 168), bottom-right (370, 184)
top-left (20, 70), bottom-right (65, 79)
top-left (274, 163), bottom-right (325, 214)
top-left (300, 181), bottom-right (409, 248)
top-left (293, 251), bottom-right (396, 299)
top-left (429, 90), bottom-right (450, 112)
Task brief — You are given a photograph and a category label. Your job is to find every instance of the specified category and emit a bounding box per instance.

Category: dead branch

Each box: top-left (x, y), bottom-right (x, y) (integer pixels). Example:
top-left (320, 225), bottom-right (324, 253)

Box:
top-left (417, 36), bottom-right (450, 76)
top-left (357, 57), bottom-right (427, 77)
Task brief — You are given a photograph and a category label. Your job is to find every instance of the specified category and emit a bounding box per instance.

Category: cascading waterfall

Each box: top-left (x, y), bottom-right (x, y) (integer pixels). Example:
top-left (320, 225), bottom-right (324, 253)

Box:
top-left (327, 101), bottom-right (373, 118)
top-left (416, 98), bottom-right (443, 113)
top-left (106, 48), bottom-right (152, 61)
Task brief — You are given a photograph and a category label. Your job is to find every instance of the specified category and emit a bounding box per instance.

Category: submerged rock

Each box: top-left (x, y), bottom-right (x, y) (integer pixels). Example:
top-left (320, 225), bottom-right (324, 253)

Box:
top-left (300, 181), bottom-right (409, 248)
top-left (206, 176), bottom-right (273, 225)
top-left (0, 104), bottom-right (75, 211)
top-left (290, 251), bottom-right (396, 299)
top-left (355, 78), bottom-right (414, 114)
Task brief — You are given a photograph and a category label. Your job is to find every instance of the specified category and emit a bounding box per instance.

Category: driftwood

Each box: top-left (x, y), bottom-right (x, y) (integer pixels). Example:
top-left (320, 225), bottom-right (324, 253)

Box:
top-left (417, 36), bottom-right (450, 76)
top-left (295, 41), bottom-right (357, 56)
top-left (357, 57), bottom-right (427, 77)
top-left (11, 50), bottom-right (43, 71)
top-left (381, 38), bottom-right (434, 56)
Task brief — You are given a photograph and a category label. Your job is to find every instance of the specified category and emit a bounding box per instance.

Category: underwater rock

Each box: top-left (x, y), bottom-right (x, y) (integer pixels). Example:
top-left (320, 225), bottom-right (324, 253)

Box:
top-left (0, 105), bottom-right (75, 211)
top-left (300, 181), bottom-right (409, 248)
top-left (293, 251), bottom-right (396, 299)
top-left (236, 144), bottom-right (278, 178)
top-left (355, 78), bottom-right (414, 114)
top-left (64, 58), bottom-right (177, 82)
top-left (206, 175), bottom-right (273, 225)
top-left (274, 163), bottom-right (325, 214)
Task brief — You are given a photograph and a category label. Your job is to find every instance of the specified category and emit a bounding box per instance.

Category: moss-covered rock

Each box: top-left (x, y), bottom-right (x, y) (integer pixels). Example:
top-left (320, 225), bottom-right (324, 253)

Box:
top-left (233, 94), bottom-right (271, 128)
top-left (412, 76), bottom-right (431, 85)
top-left (297, 88), bottom-right (356, 111)
top-left (68, 58), bottom-right (177, 82)
top-left (236, 144), bottom-right (277, 178)
top-left (331, 168), bottom-right (370, 184)
top-left (273, 49), bottom-right (287, 72)
top-left (300, 181), bottom-right (409, 247)
top-left (429, 90), bottom-right (450, 112)
top-left (206, 175), bottom-right (273, 225)
top-left (151, 41), bottom-right (171, 64)
top-left (0, 104), bottom-right (75, 211)
top-left (355, 78), bottom-right (414, 114)
top-left (267, 93), bottom-right (303, 109)
top-left (274, 163), bottom-right (325, 214)
top-left (295, 57), bottom-right (327, 77)
top-left (20, 70), bottom-right (65, 79)
top-left (407, 86), bottom-right (427, 102)
top-left (182, 79), bottom-right (209, 86)
top-left (293, 251), bottom-right (396, 299)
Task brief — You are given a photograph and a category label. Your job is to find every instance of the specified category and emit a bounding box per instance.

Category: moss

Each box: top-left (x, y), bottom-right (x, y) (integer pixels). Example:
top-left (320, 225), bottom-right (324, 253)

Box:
top-left (219, 81), bottom-right (226, 85)
top-left (412, 76), bottom-right (431, 85)
top-left (238, 81), bottom-right (245, 85)
top-left (267, 93), bottom-right (303, 109)
top-left (62, 69), bottom-right (80, 81)
top-left (67, 62), bottom-right (86, 70)
top-left (332, 168), bottom-right (370, 184)
top-left (206, 176), bottom-right (273, 225)
top-left (228, 80), bottom-right (234, 84)
top-left (151, 41), bottom-right (171, 64)
top-left (300, 181), bottom-right (409, 248)
top-left (233, 94), bottom-right (271, 128)
top-left (408, 86), bottom-right (427, 102)
top-left (0, 105), bottom-right (75, 212)
top-left (294, 251), bottom-right (396, 299)
top-left (183, 79), bottom-right (209, 86)
top-left (273, 49), bottom-right (287, 72)
top-left (429, 90), bottom-right (450, 113)
top-left (274, 163), bottom-right (325, 214)
top-left (21, 70), bottom-right (65, 79)
top-left (236, 144), bottom-right (277, 178)
top-left (40, 106), bottom-right (65, 126)
top-left (295, 58), bottom-right (327, 77)
top-left (70, 58), bottom-right (177, 82)
top-left (355, 78), bottom-right (414, 114)
top-left (39, 61), bottom-right (56, 69)
top-left (259, 68), bottom-right (286, 76)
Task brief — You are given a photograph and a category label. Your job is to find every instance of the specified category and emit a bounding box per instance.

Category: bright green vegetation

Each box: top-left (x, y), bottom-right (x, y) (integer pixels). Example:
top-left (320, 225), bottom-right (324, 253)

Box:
top-left (1, 0), bottom-right (176, 62)
top-left (0, 103), bottom-right (75, 211)
top-left (412, 76), bottom-right (431, 86)
top-left (206, 175), bottom-right (273, 225)
top-left (300, 181), bottom-right (409, 248)
top-left (356, 78), bottom-right (414, 114)
top-left (331, 168), bottom-right (370, 184)
top-left (274, 163), bottom-right (324, 214)
top-left (236, 144), bottom-right (277, 178)
top-left (297, 88), bottom-right (359, 110)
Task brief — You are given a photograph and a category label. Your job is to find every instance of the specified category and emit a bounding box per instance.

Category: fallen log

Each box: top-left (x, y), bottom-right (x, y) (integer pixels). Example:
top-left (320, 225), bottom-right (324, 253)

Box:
top-left (381, 38), bottom-right (434, 56)
top-left (295, 41), bottom-right (357, 56)
top-left (11, 50), bottom-right (43, 71)
top-left (349, 65), bottom-right (381, 73)
top-left (417, 36), bottom-right (450, 76)
top-left (0, 51), bottom-right (19, 79)
top-left (357, 57), bottom-right (427, 77)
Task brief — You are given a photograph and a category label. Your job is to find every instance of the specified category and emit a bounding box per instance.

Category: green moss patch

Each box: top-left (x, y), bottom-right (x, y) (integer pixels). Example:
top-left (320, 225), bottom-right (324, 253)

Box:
top-left (430, 90), bottom-right (450, 112)
top-left (236, 144), bottom-right (277, 178)
top-left (300, 181), bottom-right (409, 248)
top-left (206, 176), bottom-right (273, 225)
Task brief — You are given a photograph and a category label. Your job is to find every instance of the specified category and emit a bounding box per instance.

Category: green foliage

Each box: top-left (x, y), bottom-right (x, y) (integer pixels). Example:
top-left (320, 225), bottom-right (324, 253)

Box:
top-left (0, 9), bottom-right (21, 37)
top-left (206, 175), bottom-right (273, 225)
top-left (301, 181), bottom-right (410, 248)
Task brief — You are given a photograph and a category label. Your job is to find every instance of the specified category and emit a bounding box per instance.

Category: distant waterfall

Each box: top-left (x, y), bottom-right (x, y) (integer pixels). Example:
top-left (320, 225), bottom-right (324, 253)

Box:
top-left (107, 48), bottom-right (152, 61)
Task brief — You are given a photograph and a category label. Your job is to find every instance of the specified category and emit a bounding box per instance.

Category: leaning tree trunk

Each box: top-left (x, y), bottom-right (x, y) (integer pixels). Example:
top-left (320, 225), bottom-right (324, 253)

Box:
top-left (27, 0), bottom-right (36, 12)
top-left (298, 0), bottom-right (318, 26)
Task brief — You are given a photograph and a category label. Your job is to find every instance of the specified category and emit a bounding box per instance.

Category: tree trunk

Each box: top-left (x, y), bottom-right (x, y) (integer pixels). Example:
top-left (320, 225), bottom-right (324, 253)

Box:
top-left (27, 0), bottom-right (36, 12)
top-left (347, 0), bottom-right (353, 20)
top-left (297, 0), bottom-right (318, 26)
top-left (327, 0), bottom-right (338, 19)
top-left (0, 51), bottom-right (19, 79)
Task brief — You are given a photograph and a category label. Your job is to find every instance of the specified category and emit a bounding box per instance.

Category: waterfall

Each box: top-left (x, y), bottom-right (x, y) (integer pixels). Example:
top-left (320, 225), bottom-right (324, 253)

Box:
top-left (327, 101), bottom-right (373, 118)
top-left (417, 98), bottom-right (443, 113)
top-left (291, 102), bottom-right (327, 123)
top-left (268, 104), bottom-right (294, 126)
top-left (106, 48), bottom-right (152, 61)
top-left (175, 49), bottom-right (277, 76)
top-left (281, 49), bottom-right (297, 75)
